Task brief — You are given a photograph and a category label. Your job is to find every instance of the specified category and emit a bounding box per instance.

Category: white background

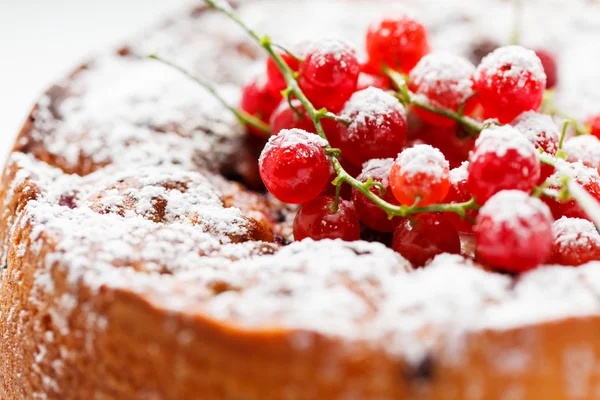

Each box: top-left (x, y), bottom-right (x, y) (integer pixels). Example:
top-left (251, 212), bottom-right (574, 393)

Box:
top-left (0, 0), bottom-right (189, 162)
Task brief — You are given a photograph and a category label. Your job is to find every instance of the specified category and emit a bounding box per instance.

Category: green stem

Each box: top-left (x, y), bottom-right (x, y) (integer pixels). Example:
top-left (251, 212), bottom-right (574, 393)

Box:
top-left (203, 0), bottom-right (480, 219)
top-left (149, 54), bottom-right (270, 135)
top-left (386, 68), bottom-right (484, 134)
top-left (509, 0), bottom-right (523, 45)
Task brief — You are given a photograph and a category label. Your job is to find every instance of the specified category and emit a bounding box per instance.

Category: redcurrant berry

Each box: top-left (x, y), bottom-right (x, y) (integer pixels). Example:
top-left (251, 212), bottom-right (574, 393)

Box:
top-left (240, 75), bottom-right (281, 136)
top-left (443, 162), bottom-right (478, 233)
top-left (511, 111), bottom-right (560, 183)
top-left (366, 15), bottom-right (430, 74)
top-left (548, 217), bottom-right (600, 266)
top-left (534, 49), bottom-right (558, 89)
top-left (259, 129), bottom-right (329, 204)
top-left (270, 99), bottom-right (316, 135)
top-left (542, 161), bottom-right (600, 221)
top-left (390, 144), bottom-right (450, 206)
top-left (467, 125), bottom-right (540, 203)
top-left (409, 53), bottom-right (477, 127)
top-left (474, 46), bottom-right (546, 123)
top-left (475, 190), bottom-right (553, 272)
top-left (411, 122), bottom-right (476, 169)
top-left (266, 51), bottom-right (301, 95)
top-left (392, 213), bottom-right (461, 267)
top-left (351, 158), bottom-right (399, 232)
top-left (298, 39), bottom-right (360, 112)
top-left (564, 135), bottom-right (600, 173)
top-left (330, 87), bottom-right (408, 167)
top-left (293, 195), bottom-right (360, 241)
top-left (587, 115), bottom-right (600, 140)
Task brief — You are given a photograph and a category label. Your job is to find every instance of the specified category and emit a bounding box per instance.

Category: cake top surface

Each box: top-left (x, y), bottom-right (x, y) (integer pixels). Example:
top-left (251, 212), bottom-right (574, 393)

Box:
top-left (5, 0), bottom-right (600, 370)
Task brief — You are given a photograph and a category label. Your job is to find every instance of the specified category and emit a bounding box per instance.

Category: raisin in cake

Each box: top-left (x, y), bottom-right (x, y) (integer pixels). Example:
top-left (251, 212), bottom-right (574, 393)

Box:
top-left (3, 1), bottom-right (600, 399)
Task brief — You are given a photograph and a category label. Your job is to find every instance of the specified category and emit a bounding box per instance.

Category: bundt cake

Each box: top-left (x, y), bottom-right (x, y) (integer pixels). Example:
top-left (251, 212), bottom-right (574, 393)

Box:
top-left (3, 0), bottom-right (600, 399)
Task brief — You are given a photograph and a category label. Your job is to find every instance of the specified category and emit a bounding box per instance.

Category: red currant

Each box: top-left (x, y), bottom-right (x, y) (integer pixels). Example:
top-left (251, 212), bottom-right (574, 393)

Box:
top-left (266, 51), bottom-right (301, 95)
top-left (298, 39), bottom-right (360, 112)
top-left (475, 190), bottom-right (553, 272)
top-left (240, 75), bottom-right (281, 136)
top-left (467, 125), bottom-right (540, 203)
top-left (408, 53), bottom-right (477, 127)
top-left (587, 115), bottom-right (600, 140)
top-left (392, 213), bottom-right (461, 267)
top-left (351, 158), bottom-right (399, 232)
top-left (542, 161), bottom-right (600, 221)
top-left (564, 135), bottom-right (600, 173)
top-left (474, 46), bottom-right (546, 123)
top-left (443, 162), bottom-right (478, 233)
top-left (511, 111), bottom-right (559, 183)
top-left (534, 49), bottom-right (558, 89)
top-left (411, 122), bottom-right (476, 169)
top-left (390, 144), bottom-right (450, 206)
top-left (259, 129), bottom-right (329, 204)
top-left (330, 87), bottom-right (408, 167)
top-left (293, 195), bottom-right (360, 241)
top-left (366, 15), bottom-right (430, 74)
top-left (270, 99), bottom-right (316, 135)
top-left (548, 217), bottom-right (600, 266)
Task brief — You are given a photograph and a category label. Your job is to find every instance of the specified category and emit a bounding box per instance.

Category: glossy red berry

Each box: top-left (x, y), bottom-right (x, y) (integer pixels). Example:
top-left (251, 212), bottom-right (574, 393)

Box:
top-left (356, 72), bottom-right (389, 91)
top-left (548, 217), bottom-right (600, 266)
top-left (259, 129), bottom-right (329, 204)
top-left (511, 111), bottom-right (560, 183)
top-left (467, 125), bottom-right (540, 204)
top-left (330, 87), bottom-right (408, 167)
top-left (266, 52), bottom-right (301, 94)
top-left (411, 122), bottom-right (476, 169)
top-left (587, 115), bottom-right (600, 140)
top-left (475, 190), bottom-right (553, 272)
top-left (564, 135), bottom-right (600, 173)
top-left (542, 161), bottom-right (600, 221)
top-left (392, 213), bottom-right (461, 267)
top-left (409, 53), bottom-right (477, 127)
top-left (351, 158), bottom-right (399, 232)
top-left (240, 75), bottom-right (281, 136)
top-left (270, 99), bottom-right (316, 135)
top-left (390, 144), bottom-right (450, 206)
top-left (366, 15), bottom-right (430, 74)
top-left (298, 40), bottom-right (360, 112)
top-left (443, 162), bottom-right (478, 233)
top-left (474, 46), bottom-right (546, 123)
top-left (534, 49), bottom-right (558, 89)
top-left (293, 195), bottom-right (360, 241)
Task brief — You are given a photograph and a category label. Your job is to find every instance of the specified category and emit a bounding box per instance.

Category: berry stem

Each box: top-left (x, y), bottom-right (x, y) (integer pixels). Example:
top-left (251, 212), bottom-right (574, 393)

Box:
top-left (386, 68), bottom-right (484, 134)
top-left (204, 0), bottom-right (480, 219)
top-left (508, 0), bottom-right (523, 45)
top-left (149, 54), bottom-right (271, 135)
top-left (566, 179), bottom-right (600, 230)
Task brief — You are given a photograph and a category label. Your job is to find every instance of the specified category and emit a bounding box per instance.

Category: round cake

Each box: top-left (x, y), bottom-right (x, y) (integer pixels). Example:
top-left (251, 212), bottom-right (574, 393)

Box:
top-left (3, 0), bottom-right (600, 399)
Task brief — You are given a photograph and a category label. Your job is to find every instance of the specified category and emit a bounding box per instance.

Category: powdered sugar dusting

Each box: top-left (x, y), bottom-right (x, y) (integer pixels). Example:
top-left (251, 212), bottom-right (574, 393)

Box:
top-left (552, 217), bottom-right (600, 250)
top-left (450, 161), bottom-right (469, 183)
top-left (479, 190), bottom-right (552, 225)
top-left (476, 45), bottom-right (546, 85)
top-left (473, 125), bottom-right (537, 160)
top-left (564, 135), bottom-right (600, 171)
top-left (409, 52), bottom-right (475, 103)
top-left (259, 128), bottom-right (327, 166)
top-left (550, 160), bottom-right (600, 186)
top-left (395, 144), bottom-right (449, 181)
top-left (511, 111), bottom-right (560, 154)
top-left (342, 87), bottom-right (406, 127)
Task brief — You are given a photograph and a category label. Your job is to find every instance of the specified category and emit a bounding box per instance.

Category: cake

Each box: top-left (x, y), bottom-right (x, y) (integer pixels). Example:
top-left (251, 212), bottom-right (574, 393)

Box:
top-left (3, 1), bottom-right (600, 399)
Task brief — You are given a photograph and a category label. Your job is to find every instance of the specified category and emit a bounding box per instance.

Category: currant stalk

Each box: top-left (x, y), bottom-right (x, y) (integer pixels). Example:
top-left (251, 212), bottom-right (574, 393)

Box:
top-left (149, 54), bottom-right (270, 135)
top-left (203, 0), bottom-right (479, 219)
top-left (386, 69), bottom-right (485, 134)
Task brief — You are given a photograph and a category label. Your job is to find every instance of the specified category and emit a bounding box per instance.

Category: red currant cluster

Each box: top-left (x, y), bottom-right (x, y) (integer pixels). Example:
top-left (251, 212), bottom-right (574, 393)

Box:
top-left (200, 1), bottom-right (600, 273)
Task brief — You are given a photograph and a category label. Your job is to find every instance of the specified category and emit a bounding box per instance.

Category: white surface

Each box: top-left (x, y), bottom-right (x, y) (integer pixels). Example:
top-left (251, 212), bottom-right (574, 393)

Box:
top-left (0, 0), bottom-right (190, 163)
